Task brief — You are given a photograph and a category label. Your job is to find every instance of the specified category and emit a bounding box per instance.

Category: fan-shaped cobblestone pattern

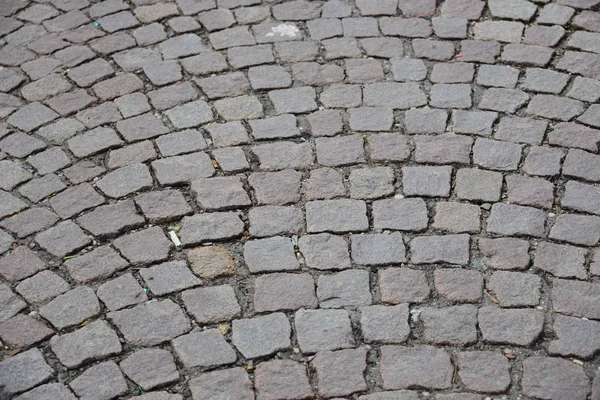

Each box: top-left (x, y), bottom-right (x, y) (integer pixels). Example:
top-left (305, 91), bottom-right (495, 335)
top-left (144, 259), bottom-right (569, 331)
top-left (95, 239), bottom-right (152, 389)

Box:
top-left (0, 0), bottom-right (600, 398)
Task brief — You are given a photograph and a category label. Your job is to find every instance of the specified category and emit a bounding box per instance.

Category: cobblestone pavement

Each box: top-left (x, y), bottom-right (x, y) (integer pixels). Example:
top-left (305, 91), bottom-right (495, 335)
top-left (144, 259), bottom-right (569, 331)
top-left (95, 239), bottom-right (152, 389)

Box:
top-left (1, 0), bottom-right (600, 398)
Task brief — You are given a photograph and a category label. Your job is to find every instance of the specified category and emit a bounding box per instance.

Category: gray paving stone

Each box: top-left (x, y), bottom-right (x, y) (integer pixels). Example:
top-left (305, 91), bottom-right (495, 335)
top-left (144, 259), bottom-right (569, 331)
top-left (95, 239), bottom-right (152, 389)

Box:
top-left (77, 200), bottom-right (144, 238)
top-left (63, 161), bottom-right (106, 185)
top-left (215, 95), bottom-right (264, 120)
top-left (0, 190), bottom-right (26, 221)
top-left (107, 140), bottom-right (156, 169)
top-left (16, 270), bottom-right (69, 304)
top-left (255, 359), bottom-right (313, 400)
top-left (234, 5), bottom-right (270, 24)
top-left (456, 351), bottom-right (511, 394)
top-left (172, 329), bottom-right (237, 369)
top-left (402, 166), bottom-right (452, 197)
top-left (524, 25), bottom-right (565, 46)
top-left (343, 17), bottom-right (379, 37)
top-left (206, 122), bottom-right (250, 147)
top-left (0, 283), bottom-right (25, 323)
top-left (295, 309), bottom-right (354, 353)
top-left (372, 198), bottom-right (427, 231)
top-left (74, 101), bottom-right (122, 128)
top-left (474, 20), bottom-right (524, 43)
top-left (505, 174), bottom-right (554, 209)
top-left (364, 82), bottom-right (427, 109)
top-left (568, 77), bottom-right (600, 103)
top-left (432, 202), bottom-right (481, 233)
top-left (244, 236), bottom-right (299, 273)
top-left (307, 18), bottom-right (342, 40)
top-left (113, 226), bottom-right (172, 265)
top-left (14, 383), bottom-right (78, 400)
top-left (298, 233), bottom-right (351, 270)
top-left (312, 348), bottom-right (368, 397)
top-left (212, 147), bottom-right (250, 173)
top-left (39, 286), bottom-right (100, 330)
top-left (108, 299), bottom-right (190, 346)
top-left (96, 273), bottom-right (147, 311)
top-left (349, 107), bottom-right (394, 131)
top-left (360, 304), bottom-right (410, 344)
top-left (69, 361), bottom-right (128, 400)
top-left (379, 268), bottom-right (430, 304)
top-left (478, 88), bottom-right (529, 113)
top-left (522, 356), bottom-right (590, 400)
top-left (0, 208), bottom-right (59, 239)
top-left (349, 166), bottom-right (395, 199)
top-left (120, 348), bottom-right (179, 391)
top-left (430, 83), bottom-right (471, 108)
top-left (534, 241), bottom-right (587, 279)
top-left (307, 110), bottom-right (343, 137)
top-left (523, 146), bottom-right (563, 177)
top-left (421, 305), bottom-right (477, 345)
top-left (0, 349), bottom-right (53, 395)
top-left (317, 269), bottom-right (372, 308)
top-left (390, 58), bottom-right (427, 81)
top-left (140, 260), bottom-right (201, 296)
top-left (196, 71), bottom-right (249, 99)
top-left (191, 176), bottom-right (251, 210)
top-left (316, 135), bottom-right (365, 166)
top-left (248, 65), bottom-right (291, 89)
top-left (487, 271), bottom-right (542, 307)
top-left (198, 8), bottom-right (235, 31)
top-left (459, 39), bottom-right (501, 63)
top-left (0, 133), bottom-right (46, 159)
top-left (152, 152), bottom-right (215, 185)
top-left (380, 345), bottom-right (452, 390)
top-left (537, 3), bottom-right (575, 24)
top-left (502, 44), bottom-right (555, 67)
top-left (182, 285), bottom-right (241, 324)
top-left (50, 320), bottom-right (122, 368)
top-left (434, 269), bottom-right (483, 303)
top-left (306, 199), bottom-right (368, 233)
top-left (249, 170), bottom-right (301, 206)
top-left (304, 167), bottom-right (345, 200)
top-left (135, 190), bottom-right (192, 223)
top-left (478, 306), bottom-right (544, 346)
top-left (527, 94), bottom-right (584, 121)
top-left (495, 116), bottom-right (547, 145)
top-left (380, 17), bottom-right (432, 37)
top-left (547, 314), bottom-right (600, 359)
top-left (7, 102), bottom-right (58, 132)
top-left (96, 163), bottom-right (153, 198)
top-left (254, 273), bottom-right (317, 312)
top-left (562, 180), bottom-right (600, 215)
top-left (477, 65), bottom-right (519, 88)
top-left (35, 220), bottom-right (91, 257)
top-left (232, 313), bottom-right (291, 358)
top-left (180, 212), bottom-right (244, 245)
top-left (0, 161), bottom-right (32, 191)
top-left (487, 203), bottom-right (546, 237)
top-left (319, 84), bottom-right (362, 108)
top-left (0, 246), bottom-right (45, 283)
top-left (0, 313), bottom-right (53, 350)
top-left (351, 232), bottom-right (406, 265)
top-left (367, 133), bottom-right (409, 162)
top-left (188, 368), bottom-right (253, 400)
top-left (546, 207), bottom-right (590, 246)
top-left (553, 278), bottom-right (600, 319)
top-left (563, 148), bottom-right (600, 182)
top-left (479, 237), bottom-right (531, 271)
top-left (414, 134), bottom-right (472, 165)
top-left (410, 234), bottom-right (470, 265)
top-left (432, 17), bottom-right (468, 38)
top-left (293, 62), bottom-right (344, 86)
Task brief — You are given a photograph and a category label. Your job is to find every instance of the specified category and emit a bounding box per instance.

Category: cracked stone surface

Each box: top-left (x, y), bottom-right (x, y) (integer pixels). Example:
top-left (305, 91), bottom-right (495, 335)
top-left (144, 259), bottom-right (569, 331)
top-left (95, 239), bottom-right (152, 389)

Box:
top-left (0, 0), bottom-right (599, 398)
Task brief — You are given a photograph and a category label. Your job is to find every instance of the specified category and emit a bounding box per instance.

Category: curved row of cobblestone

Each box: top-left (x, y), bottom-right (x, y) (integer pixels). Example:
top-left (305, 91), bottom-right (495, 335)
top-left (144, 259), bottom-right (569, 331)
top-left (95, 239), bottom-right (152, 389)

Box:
top-left (0, 0), bottom-right (600, 399)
